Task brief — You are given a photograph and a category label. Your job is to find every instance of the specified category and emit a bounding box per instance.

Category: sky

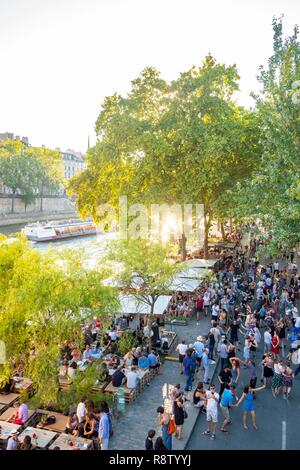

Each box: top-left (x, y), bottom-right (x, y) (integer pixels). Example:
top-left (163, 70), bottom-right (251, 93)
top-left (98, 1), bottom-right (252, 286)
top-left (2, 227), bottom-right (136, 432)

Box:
top-left (0, 0), bottom-right (299, 153)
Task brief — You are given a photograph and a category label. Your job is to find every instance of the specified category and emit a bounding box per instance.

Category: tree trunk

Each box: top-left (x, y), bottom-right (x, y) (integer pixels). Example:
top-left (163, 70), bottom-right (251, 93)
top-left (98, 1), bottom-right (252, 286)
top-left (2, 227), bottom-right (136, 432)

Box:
top-left (204, 221), bottom-right (209, 259)
top-left (11, 191), bottom-right (15, 213)
top-left (229, 217), bottom-right (233, 235)
top-left (180, 233), bottom-right (187, 261)
top-left (221, 223), bottom-right (225, 240)
top-left (40, 185), bottom-right (44, 212)
top-left (147, 304), bottom-right (155, 352)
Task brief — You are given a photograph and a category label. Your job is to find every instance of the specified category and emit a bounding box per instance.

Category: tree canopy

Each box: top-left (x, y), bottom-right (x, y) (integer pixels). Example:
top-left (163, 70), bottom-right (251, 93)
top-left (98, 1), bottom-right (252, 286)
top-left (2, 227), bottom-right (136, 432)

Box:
top-left (0, 236), bottom-right (118, 406)
top-left (0, 140), bottom-right (63, 212)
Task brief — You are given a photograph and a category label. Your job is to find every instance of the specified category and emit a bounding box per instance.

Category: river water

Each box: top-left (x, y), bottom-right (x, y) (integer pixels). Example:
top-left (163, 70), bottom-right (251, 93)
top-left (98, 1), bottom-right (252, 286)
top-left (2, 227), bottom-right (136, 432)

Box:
top-left (0, 222), bottom-right (117, 264)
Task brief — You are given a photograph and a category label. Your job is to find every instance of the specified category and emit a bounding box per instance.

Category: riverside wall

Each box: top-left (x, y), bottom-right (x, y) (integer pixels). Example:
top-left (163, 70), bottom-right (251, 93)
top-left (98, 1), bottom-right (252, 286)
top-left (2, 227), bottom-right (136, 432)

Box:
top-left (0, 195), bottom-right (76, 226)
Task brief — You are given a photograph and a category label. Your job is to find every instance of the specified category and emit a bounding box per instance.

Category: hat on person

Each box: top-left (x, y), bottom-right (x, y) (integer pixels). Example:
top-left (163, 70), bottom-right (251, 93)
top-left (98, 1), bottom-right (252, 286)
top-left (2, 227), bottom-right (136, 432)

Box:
top-left (196, 336), bottom-right (203, 341)
top-left (10, 431), bottom-right (18, 436)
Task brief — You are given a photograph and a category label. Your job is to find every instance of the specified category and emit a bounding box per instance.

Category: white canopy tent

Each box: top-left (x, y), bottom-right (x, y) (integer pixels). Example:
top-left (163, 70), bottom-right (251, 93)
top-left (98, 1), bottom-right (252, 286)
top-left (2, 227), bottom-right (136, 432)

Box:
top-left (185, 258), bottom-right (218, 269)
top-left (118, 294), bottom-right (171, 315)
top-left (168, 277), bottom-right (201, 292)
top-left (177, 267), bottom-right (211, 280)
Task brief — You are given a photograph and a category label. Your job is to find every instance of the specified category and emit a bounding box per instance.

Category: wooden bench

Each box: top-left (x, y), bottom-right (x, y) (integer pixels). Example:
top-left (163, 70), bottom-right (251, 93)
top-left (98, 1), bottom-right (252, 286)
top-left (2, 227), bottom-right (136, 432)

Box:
top-left (0, 393), bottom-right (19, 407)
top-left (0, 407), bottom-right (36, 425)
top-left (104, 383), bottom-right (137, 403)
top-left (58, 378), bottom-right (73, 390)
top-left (35, 410), bottom-right (68, 434)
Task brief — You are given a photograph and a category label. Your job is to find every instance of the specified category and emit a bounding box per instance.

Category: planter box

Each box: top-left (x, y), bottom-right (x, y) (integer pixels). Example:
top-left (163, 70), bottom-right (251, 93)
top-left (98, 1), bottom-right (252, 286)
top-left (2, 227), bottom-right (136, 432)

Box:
top-left (165, 319), bottom-right (187, 326)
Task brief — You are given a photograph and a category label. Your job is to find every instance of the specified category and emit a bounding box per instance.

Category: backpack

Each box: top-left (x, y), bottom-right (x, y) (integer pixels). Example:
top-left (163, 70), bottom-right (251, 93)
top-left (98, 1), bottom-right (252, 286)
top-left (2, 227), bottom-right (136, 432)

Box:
top-left (44, 415), bottom-right (56, 425)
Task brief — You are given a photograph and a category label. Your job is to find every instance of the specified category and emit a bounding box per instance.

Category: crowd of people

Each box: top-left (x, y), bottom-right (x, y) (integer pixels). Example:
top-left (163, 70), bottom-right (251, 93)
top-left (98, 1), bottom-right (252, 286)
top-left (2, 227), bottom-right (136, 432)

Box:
top-left (148, 243), bottom-right (300, 447)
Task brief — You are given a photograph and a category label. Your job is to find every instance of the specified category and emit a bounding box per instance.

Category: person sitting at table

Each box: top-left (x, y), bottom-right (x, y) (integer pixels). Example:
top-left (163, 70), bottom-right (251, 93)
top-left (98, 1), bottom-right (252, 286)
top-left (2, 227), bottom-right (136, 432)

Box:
top-left (90, 342), bottom-right (102, 359)
top-left (6, 431), bottom-right (20, 450)
top-left (123, 350), bottom-right (134, 367)
top-left (58, 360), bottom-right (69, 377)
top-left (61, 340), bottom-right (72, 361)
top-left (126, 366), bottom-right (140, 390)
top-left (67, 362), bottom-right (77, 379)
top-left (138, 351), bottom-right (150, 386)
top-left (83, 412), bottom-right (98, 439)
top-left (82, 345), bottom-right (92, 363)
top-left (132, 347), bottom-right (141, 366)
top-left (107, 354), bottom-right (120, 369)
top-left (148, 350), bottom-right (161, 373)
top-left (20, 435), bottom-right (35, 450)
top-left (65, 412), bottom-right (79, 436)
top-left (138, 353), bottom-right (150, 370)
top-left (14, 361), bottom-right (25, 377)
top-left (102, 333), bottom-right (111, 346)
top-left (71, 348), bottom-right (82, 362)
top-left (108, 328), bottom-right (118, 343)
top-left (111, 366), bottom-right (126, 387)
top-left (10, 401), bottom-right (29, 425)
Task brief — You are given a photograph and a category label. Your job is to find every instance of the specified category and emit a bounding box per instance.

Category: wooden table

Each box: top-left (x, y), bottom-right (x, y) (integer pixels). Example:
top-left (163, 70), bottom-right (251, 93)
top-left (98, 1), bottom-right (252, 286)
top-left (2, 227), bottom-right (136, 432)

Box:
top-left (36, 410), bottom-right (68, 434)
top-left (0, 421), bottom-right (22, 444)
top-left (0, 393), bottom-right (19, 406)
top-left (12, 377), bottom-right (33, 394)
top-left (0, 407), bottom-right (36, 424)
top-left (18, 427), bottom-right (57, 449)
top-left (49, 433), bottom-right (92, 450)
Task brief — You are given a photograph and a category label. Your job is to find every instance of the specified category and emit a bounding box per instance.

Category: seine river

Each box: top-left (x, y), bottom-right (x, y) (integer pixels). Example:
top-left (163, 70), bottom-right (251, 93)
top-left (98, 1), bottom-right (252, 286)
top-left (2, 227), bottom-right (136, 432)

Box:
top-left (0, 222), bottom-right (117, 265)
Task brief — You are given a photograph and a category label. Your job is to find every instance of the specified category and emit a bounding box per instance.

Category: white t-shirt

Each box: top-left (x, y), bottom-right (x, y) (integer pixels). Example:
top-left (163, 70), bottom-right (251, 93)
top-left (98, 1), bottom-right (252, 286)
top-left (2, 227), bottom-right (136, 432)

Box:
top-left (273, 262), bottom-right (279, 270)
top-left (177, 344), bottom-right (188, 355)
top-left (206, 391), bottom-right (219, 412)
top-left (264, 331), bottom-right (272, 344)
top-left (76, 402), bottom-right (86, 423)
top-left (109, 331), bottom-right (117, 341)
top-left (126, 371), bottom-right (138, 389)
top-left (212, 305), bottom-right (219, 317)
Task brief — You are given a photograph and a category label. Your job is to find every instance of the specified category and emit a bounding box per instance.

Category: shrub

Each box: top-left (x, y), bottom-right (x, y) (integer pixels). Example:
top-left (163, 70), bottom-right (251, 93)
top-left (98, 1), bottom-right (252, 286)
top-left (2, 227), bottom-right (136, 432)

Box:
top-left (117, 330), bottom-right (137, 356)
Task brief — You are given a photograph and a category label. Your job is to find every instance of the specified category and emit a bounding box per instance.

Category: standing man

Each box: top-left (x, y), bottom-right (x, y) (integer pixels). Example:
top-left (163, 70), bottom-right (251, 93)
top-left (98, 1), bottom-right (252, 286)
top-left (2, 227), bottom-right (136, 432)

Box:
top-left (220, 384), bottom-right (238, 433)
top-left (219, 340), bottom-right (229, 370)
top-left (202, 348), bottom-right (210, 384)
top-left (183, 350), bottom-right (196, 392)
top-left (76, 397), bottom-right (86, 425)
top-left (264, 328), bottom-right (272, 352)
top-left (203, 384), bottom-right (219, 440)
top-left (193, 337), bottom-right (204, 371)
top-left (218, 366), bottom-right (232, 398)
top-left (98, 403), bottom-right (110, 450)
top-left (176, 340), bottom-right (188, 375)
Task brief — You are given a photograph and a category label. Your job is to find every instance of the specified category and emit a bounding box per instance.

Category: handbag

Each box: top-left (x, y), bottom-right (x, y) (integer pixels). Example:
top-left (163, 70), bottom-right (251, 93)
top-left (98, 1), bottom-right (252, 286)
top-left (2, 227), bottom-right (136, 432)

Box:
top-left (167, 417), bottom-right (176, 435)
top-left (183, 409), bottom-right (188, 419)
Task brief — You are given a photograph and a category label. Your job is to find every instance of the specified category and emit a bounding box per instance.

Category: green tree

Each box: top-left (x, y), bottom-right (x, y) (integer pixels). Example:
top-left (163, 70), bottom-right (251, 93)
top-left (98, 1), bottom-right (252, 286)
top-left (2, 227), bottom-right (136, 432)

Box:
top-left (69, 60), bottom-right (260, 258)
top-left (234, 17), bottom-right (300, 253)
top-left (107, 238), bottom-right (183, 347)
top-left (0, 236), bottom-right (119, 406)
top-left (0, 141), bottom-right (37, 213)
top-left (28, 146), bottom-right (64, 212)
top-left (0, 141), bottom-right (64, 213)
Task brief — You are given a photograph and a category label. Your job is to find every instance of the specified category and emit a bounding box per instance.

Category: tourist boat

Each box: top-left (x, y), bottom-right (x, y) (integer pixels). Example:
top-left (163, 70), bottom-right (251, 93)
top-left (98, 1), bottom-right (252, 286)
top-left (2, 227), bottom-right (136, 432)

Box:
top-left (22, 219), bottom-right (98, 242)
